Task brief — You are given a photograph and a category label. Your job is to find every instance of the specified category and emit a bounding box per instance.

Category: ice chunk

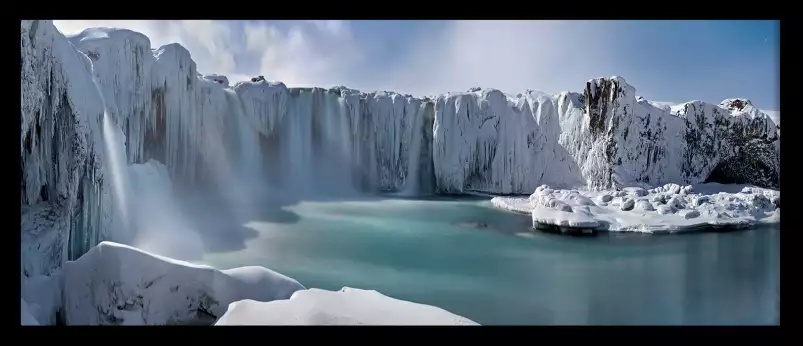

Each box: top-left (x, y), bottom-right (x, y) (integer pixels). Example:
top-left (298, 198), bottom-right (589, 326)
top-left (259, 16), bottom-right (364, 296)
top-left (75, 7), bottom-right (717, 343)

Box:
top-left (635, 200), bottom-right (655, 211)
top-left (620, 198), bottom-right (635, 211)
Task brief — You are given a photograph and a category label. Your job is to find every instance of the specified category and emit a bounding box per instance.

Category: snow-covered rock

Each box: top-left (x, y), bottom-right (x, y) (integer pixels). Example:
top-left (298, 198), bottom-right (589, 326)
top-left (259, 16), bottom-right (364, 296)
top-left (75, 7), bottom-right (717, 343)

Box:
top-left (63, 241), bottom-right (305, 325)
top-left (21, 20), bottom-right (119, 279)
top-left (492, 183), bottom-right (779, 233)
top-left (214, 287), bottom-right (478, 325)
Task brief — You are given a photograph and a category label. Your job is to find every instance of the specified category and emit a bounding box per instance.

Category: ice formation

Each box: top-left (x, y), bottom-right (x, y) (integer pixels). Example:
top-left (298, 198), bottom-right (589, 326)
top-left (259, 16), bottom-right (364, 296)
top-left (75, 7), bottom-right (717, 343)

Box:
top-left (215, 287), bottom-right (478, 325)
top-left (63, 241), bottom-right (305, 325)
top-left (434, 80), bottom-right (780, 194)
top-left (492, 183), bottom-right (780, 233)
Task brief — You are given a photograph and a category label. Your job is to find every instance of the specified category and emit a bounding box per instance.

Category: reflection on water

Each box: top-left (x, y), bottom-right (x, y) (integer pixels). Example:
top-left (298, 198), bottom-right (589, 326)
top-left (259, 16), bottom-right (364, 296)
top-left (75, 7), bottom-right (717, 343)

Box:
top-left (197, 196), bottom-right (780, 325)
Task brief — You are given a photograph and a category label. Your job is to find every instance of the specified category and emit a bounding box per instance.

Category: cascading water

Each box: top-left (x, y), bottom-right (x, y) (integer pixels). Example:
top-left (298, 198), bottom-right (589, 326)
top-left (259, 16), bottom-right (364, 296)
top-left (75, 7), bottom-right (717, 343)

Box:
top-left (270, 89), bottom-right (360, 197)
top-left (224, 89), bottom-right (263, 185)
top-left (401, 105), bottom-right (425, 196)
top-left (92, 76), bottom-right (130, 233)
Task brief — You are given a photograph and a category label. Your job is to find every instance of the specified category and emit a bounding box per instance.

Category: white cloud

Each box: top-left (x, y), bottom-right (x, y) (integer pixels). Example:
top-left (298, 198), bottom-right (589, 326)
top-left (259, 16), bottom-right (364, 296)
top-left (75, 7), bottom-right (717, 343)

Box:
top-left (762, 110), bottom-right (780, 126)
top-left (379, 20), bottom-right (627, 97)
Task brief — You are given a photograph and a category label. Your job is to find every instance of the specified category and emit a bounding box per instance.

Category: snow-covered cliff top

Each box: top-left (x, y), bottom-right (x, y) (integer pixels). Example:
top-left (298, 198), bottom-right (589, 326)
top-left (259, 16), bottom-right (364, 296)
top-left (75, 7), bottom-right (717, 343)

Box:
top-left (67, 27), bottom-right (152, 51)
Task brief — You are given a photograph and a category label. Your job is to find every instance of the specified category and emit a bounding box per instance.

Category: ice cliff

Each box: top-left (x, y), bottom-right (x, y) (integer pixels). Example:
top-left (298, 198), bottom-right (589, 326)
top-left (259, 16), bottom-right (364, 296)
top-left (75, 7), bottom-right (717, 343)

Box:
top-left (434, 80), bottom-right (779, 194)
top-left (20, 20), bottom-right (780, 275)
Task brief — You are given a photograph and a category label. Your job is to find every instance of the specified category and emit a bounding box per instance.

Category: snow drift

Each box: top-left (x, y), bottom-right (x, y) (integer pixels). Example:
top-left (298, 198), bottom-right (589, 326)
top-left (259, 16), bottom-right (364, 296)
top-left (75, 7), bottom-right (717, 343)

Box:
top-left (215, 287), bottom-right (478, 325)
top-left (62, 241), bottom-right (304, 325)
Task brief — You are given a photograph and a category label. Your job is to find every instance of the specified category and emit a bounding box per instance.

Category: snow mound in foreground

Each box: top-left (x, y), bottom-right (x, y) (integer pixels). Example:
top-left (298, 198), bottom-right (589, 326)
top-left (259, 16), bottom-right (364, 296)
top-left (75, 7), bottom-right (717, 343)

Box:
top-left (63, 241), bottom-right (305, 325)
top-left (21, 273), bottom-right (62, 325)
top-left (492, 183), bottom-right (779, 233)
top-left (21, 299), bottom-right (40, 325)
top-left (215, 287), bottom-right (479, 325)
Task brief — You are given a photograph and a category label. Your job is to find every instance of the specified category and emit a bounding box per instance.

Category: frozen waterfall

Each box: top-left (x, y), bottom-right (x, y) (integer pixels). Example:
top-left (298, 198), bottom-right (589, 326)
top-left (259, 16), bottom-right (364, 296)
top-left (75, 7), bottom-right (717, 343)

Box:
top-left (21, 21), bottom-right (780, 277)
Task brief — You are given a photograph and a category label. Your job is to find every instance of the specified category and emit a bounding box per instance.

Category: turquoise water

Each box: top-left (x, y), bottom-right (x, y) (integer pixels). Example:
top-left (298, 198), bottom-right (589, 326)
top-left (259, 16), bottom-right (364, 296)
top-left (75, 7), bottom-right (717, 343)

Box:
top-left (194, 195), bottom-right (780, 325)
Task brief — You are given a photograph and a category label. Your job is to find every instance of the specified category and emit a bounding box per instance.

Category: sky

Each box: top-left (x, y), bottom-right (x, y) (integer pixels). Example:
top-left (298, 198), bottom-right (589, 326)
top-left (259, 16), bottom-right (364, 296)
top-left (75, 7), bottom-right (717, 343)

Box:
top-left (53, 20), bottom-right (780, 113)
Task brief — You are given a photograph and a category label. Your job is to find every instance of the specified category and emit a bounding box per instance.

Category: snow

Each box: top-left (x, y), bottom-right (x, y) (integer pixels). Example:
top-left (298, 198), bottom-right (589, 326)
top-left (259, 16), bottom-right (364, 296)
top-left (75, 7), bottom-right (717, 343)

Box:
top-left (433, 78), bottom-right (779, 194)
top-left (492, 183), bottom-right (779, 233)
top-left (215, 287), bottom-right (479, 325)
top-left (21, 299), bottom-right (40, 325)
top-left (63, 241), bottom-right (305, 325)
top-left (23, 21), bottom-right (781, 218)
top-left (43, 240), bottom-right (477, 326)
top-left (21, 273), bottom-right (63, 325)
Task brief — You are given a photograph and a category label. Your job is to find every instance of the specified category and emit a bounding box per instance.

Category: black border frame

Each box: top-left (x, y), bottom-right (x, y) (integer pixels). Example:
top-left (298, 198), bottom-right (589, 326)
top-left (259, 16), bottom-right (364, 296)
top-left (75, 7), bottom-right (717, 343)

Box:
top-left (11, 8), bottom-right (787, 342)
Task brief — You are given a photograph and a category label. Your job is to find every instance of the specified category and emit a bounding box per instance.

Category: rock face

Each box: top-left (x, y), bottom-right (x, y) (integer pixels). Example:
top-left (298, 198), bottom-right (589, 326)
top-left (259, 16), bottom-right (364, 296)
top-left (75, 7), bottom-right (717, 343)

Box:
top-left (20, 21), bottom-right (780, 275)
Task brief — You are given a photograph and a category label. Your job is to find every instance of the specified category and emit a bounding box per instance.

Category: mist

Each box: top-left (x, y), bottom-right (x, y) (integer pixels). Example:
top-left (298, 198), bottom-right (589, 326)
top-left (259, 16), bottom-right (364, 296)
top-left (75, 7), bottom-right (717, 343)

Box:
top-left (116, 87), bottom-right (419, 262)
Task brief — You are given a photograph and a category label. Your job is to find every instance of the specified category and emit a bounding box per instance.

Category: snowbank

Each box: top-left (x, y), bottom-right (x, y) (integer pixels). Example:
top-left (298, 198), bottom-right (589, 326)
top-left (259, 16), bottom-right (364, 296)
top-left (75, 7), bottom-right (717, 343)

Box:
top-left (63, 241), bottom-right (305, 325)
top-left (492, 183), bottom-right (779, 234)
top-left (215, 287), bottom-right (479, 325)
top-left (21, 273), bottom-right (63, 325)
top-left (21, 299), bottom-right (40, 325)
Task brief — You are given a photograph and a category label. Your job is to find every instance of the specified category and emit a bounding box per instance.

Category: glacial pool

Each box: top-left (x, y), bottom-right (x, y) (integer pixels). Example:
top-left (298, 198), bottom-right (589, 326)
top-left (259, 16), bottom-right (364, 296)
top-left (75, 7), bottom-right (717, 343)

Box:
top-left (189, 195), bottom-right (780, 325)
